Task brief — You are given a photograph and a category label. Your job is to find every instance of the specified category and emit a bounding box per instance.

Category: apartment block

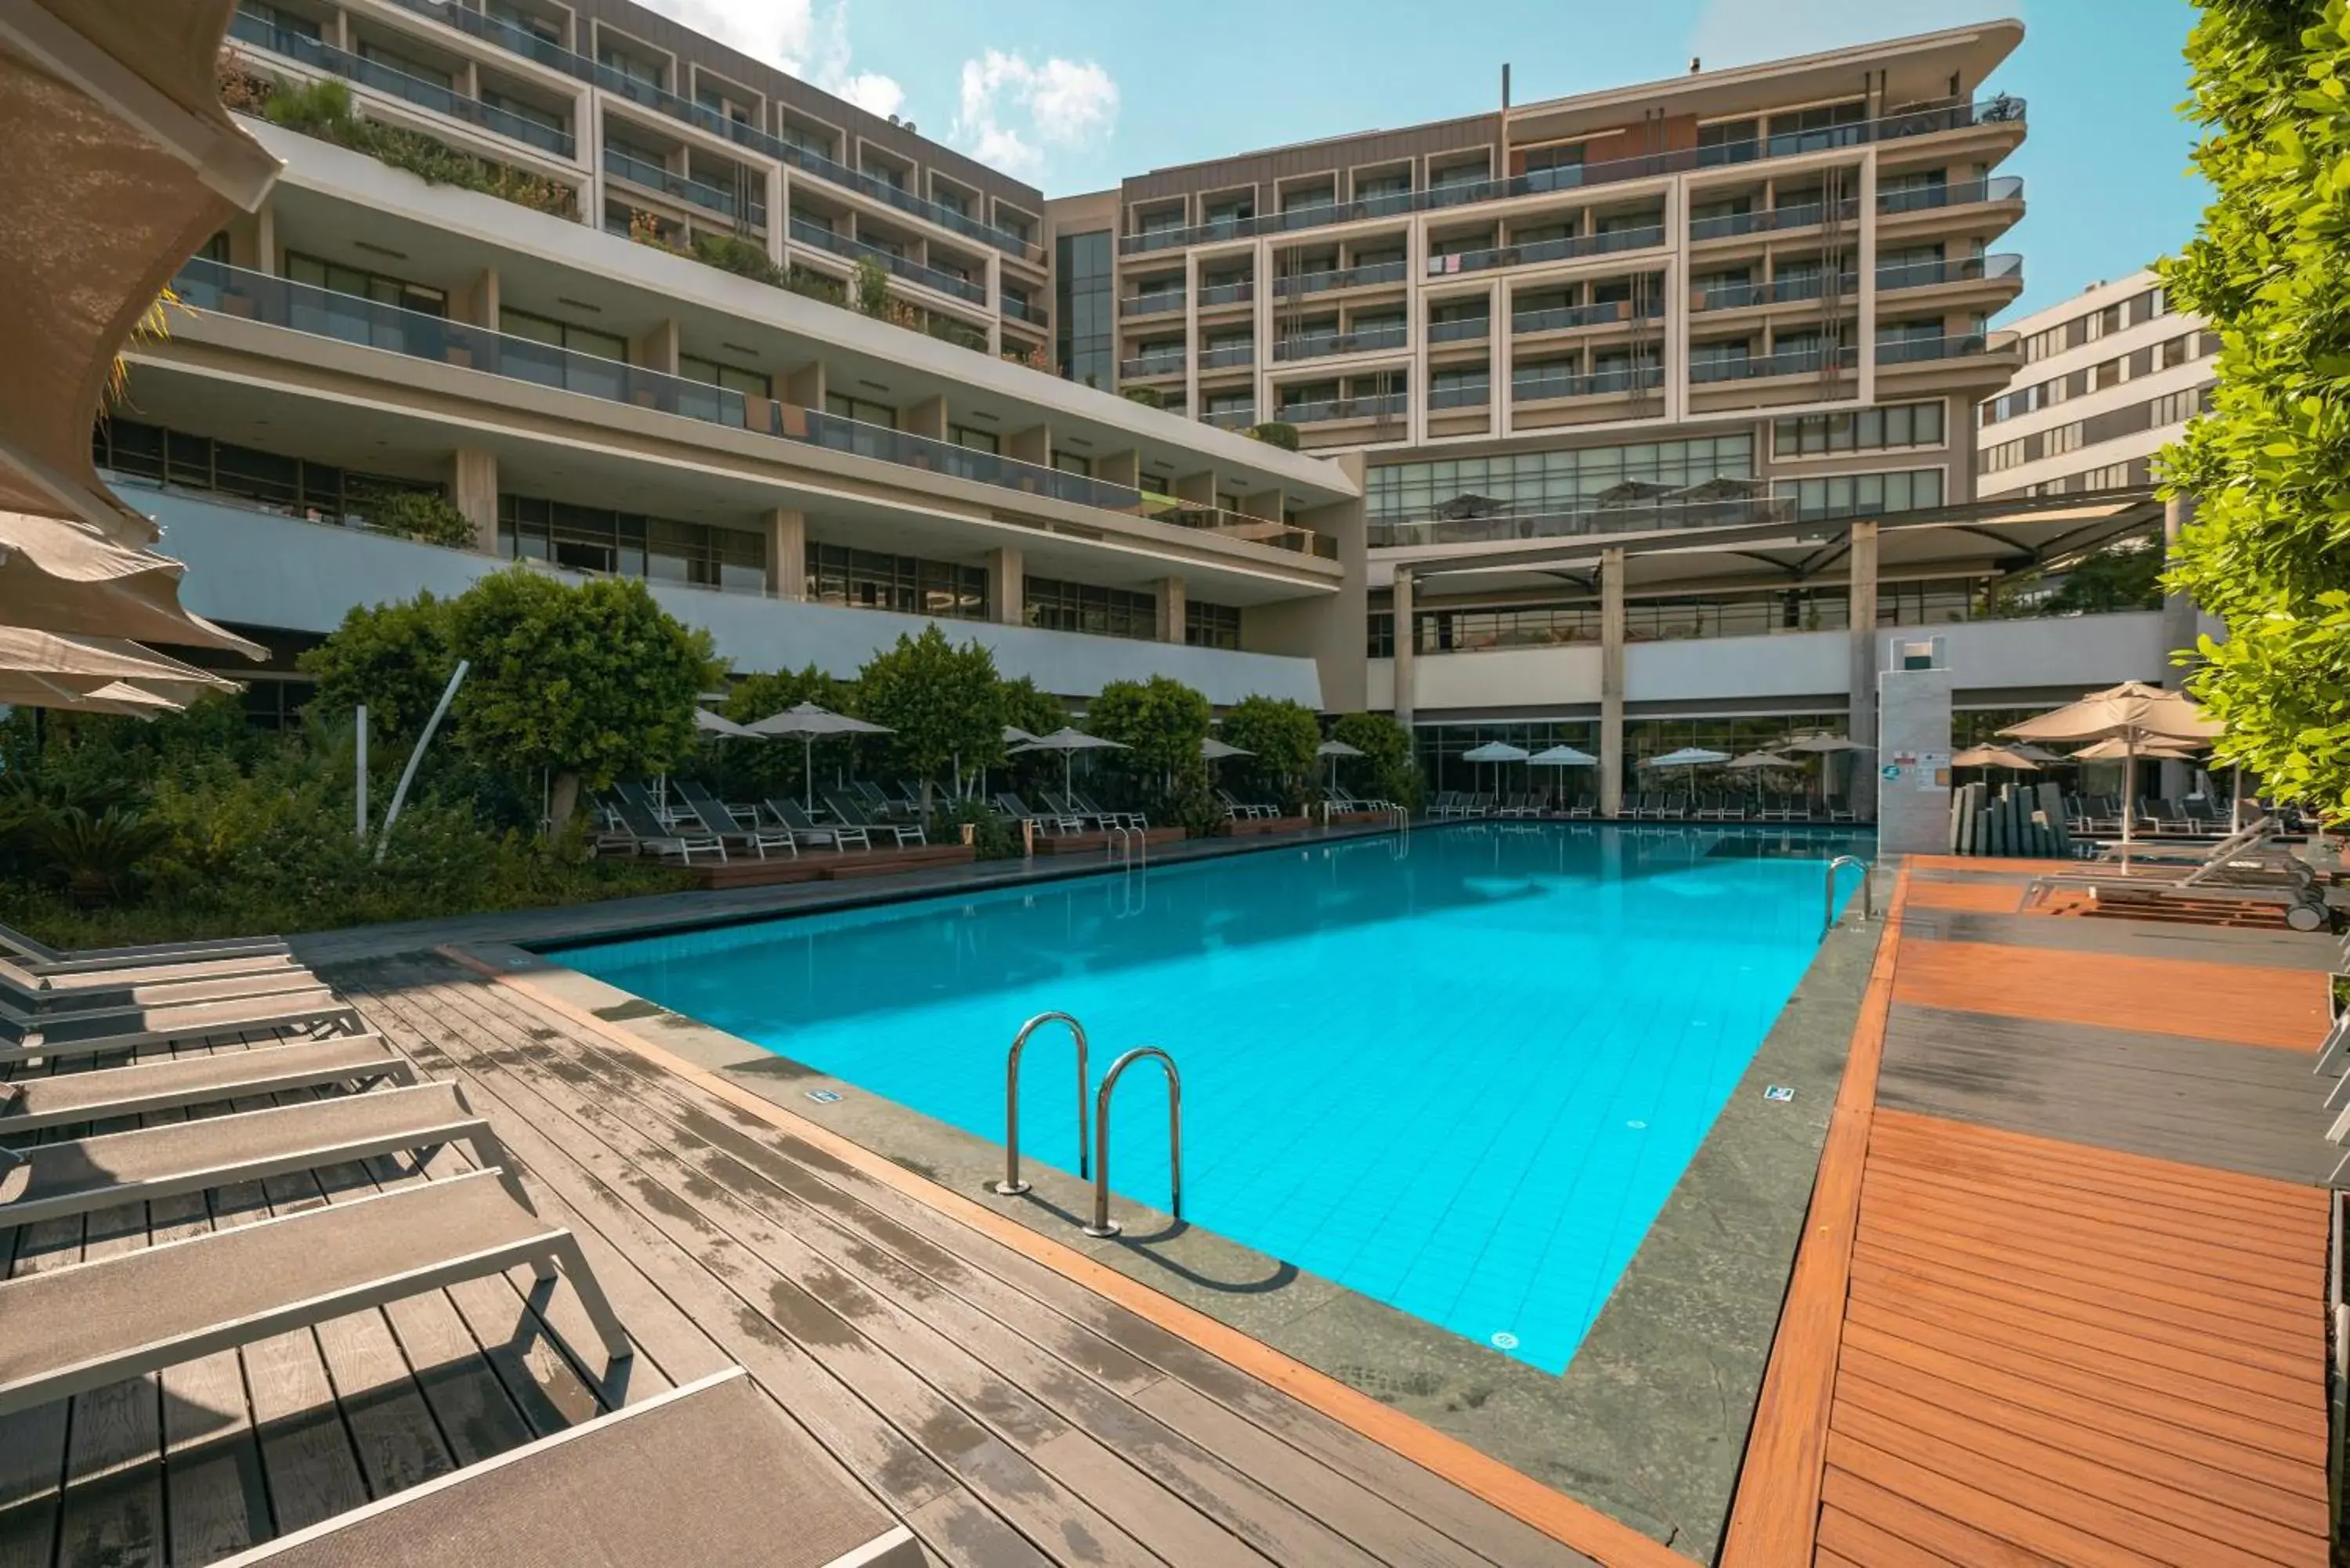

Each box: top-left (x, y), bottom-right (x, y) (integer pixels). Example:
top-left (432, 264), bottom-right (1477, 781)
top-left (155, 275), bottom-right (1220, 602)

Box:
top-left (1976, 268), bottom-right (2219, 498)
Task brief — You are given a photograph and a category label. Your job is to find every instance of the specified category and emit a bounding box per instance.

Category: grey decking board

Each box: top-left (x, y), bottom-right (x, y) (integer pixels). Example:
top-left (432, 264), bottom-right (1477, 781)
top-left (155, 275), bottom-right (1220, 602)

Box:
top-left (1900, 906), bottom-right (2343, 970)
top-left (1879, 1003), bottom-right (2337, 1185)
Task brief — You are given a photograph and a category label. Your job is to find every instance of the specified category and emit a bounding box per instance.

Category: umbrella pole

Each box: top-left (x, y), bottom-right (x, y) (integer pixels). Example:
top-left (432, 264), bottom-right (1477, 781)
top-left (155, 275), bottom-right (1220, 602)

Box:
top-left (2121, 736), bottom-right (2137, 866)
top-left (804, 735), bottom-right (814, 815)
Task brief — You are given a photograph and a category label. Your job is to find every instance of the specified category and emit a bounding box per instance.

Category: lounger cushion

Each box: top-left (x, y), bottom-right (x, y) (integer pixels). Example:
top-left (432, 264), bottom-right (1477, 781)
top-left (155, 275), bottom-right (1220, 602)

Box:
top-left (0, 1034), bottom-right (408, 1133)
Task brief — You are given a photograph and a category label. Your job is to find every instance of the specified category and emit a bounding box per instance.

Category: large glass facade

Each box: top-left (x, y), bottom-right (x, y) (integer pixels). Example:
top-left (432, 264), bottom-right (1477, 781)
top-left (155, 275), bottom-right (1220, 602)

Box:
top-left (93, 417), bottom-right (441, 528)
top-left (497, 493), bottom-right (766, 592)
top-left (1776, 468), bottom-right (1944, 520)
top-left (1411, 713), bottom-right (1850, 801)
top-left (804, 543), bottom-right (986, 619)
top-left (1025, 576), bottom-right (1156, 640)
top-left (1365, 435), bottom-right (1754, 526)
top-left (1054, 229), bottom-right (1114, 390)
top-left (1184, 599), bottom-right (1242, 649)
top-left (1370, 576), bottom-right (1998, 656)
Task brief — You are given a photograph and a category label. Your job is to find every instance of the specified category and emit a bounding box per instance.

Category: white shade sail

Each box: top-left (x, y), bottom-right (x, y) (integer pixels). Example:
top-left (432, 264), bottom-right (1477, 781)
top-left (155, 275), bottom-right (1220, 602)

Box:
top-left (1527, 744), bottom-right (1598, 766)
top-left (1999, 681), bottom-right (2221, 744)
top-left (1201, 736), bottom-right (1253, 759)
top-left (1459, 741), bottom-right (1531, 763)
top-left (1647, 747), bottom-right (1731, 768)
top-left (1315, 739), bottom-right (1366, 758)
top-left (0, 509), bottom-right (265, 656)
top-left (694, 708), bottom-right (759, 739)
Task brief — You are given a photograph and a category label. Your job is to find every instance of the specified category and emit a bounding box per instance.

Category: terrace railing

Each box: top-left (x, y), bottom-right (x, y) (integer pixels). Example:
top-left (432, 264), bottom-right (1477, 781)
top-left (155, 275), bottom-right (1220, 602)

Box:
top-left (227, 14), bottom-right (576, 158)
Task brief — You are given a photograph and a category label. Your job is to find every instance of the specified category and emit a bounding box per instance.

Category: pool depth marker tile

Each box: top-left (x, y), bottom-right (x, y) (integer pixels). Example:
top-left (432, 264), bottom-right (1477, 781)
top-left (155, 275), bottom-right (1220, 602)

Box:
top-left (442, 944), bottom-right (1697, 1568)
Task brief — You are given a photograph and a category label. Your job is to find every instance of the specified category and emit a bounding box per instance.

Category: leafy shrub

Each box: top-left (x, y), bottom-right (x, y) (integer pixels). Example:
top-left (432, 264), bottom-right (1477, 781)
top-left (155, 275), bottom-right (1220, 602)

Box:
top-left (851, 255), bottom-right (891, 317)
top-left (361, 487), bottom-right (476, 547)
top-left (927, 796), bottom-right (1018, 859)
top-left (298, 591), bottom-right (459, 746)
top-left (1246, 421), bottom-right (1301, 452)
top-left (28, 807), bottom-right (172, 908)
top-left (1330, 711), bottom-right (1423, 810)
top-left (692, 233), bottom-right (786, 287)
top-left (1220, 695), bottom-right (1321, 815)
top-left (1120, 385), bottom-right (1167, 410)
top-left (255, 75), bottom-right (575, 218)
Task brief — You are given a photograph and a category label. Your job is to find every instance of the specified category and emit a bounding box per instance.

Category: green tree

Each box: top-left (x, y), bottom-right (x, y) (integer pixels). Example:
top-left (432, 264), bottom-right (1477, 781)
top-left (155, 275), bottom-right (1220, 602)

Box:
top-left (1086, 677), bottom-right (1211, 792)
top-left (1330, 711), bottom-right (1423, 810)
top-left (1220, 695), bottom-right (1321, 815)
top-left (448, 569), bottom-right (717, 830)
top-left (851, 254), bottom-right (890, 317)
top-left (996, 675), bottom-right (1068, 741)
top-left (708, 663), bottom-right (857, 800)
top-left (2044, 539), bottom-right (2166, 616)
top-left (2161, 0), bottom-right (2350, 815)
top-left (296, 591), bottom-right (459, 744)
top-left (854, 626), bottom-right (1004, 821)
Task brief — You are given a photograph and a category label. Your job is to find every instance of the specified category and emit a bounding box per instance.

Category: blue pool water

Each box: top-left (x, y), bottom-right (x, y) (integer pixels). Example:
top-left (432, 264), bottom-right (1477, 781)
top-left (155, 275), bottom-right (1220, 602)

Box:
top-left (564, 822), bottom-right (1869, 1372)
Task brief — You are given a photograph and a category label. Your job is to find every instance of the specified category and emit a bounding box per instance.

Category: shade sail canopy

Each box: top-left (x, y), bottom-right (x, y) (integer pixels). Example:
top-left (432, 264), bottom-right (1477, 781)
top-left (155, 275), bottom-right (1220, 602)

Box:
top-left (1528, 744), bottom-right (1598, 766)
top-left (1003, 724), bottom-right (1039, 744)
top-left (693, 707), bottom-right (758, 739)
top-left (1010, 726), bottom-right (1126, 755)
top-left (0, 508), bottom-right (265, 656)
top-left (1781, 732), bottom-right (1867, 753)
top-left (2009, 743), bottom-right (2065, 762)
top-left (1999, 681), bottom-right (2221, 744)
top-left (1724, 750), bottom-right (1795, 769)
top-left (0, 673), bottom-right (180, 716)
top-left (2068, 736), bottom-right (2204, 763)
top-left (1459, 741), bottom-right (1531, 763)
top-left (1647, 747), bottom-right (1732, 768)
top-left (1951, 745), bottom-right (2041, 771)
top-left (745, 701), bottom-right (891, 739)
top-left (1200, 737), bottom-right (1253, 760)
top-left (1315, 739), bottom-right (1365, 758)
top-left (0, 627), bottom-right (236, 697)
top-left (0, 1), bottom-right (279, 544)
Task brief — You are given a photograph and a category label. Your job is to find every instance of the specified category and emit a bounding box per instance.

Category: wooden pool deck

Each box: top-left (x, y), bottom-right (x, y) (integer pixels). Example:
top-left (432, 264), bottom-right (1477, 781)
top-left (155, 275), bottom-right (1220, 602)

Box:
top-left (1723, 856), bottom-right (2339, 1568)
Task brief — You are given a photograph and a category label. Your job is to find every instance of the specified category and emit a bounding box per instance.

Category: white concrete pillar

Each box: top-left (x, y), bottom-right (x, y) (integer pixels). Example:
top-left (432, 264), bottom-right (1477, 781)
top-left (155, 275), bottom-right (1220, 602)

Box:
top-left (986, 545), bottom-right (1024, 624)
top-left (1155, 576), bottom-right (1186, 644)
top-left (902, 395), bottom-right (947, 440)
top-left (449, 448), bottom-right (500, 555)
top-left (1848, 522), bottom-right (1881, 819)
top-left (765, 164), bottom-right (788, 268)
top-left (1392, 567), bottom-right (1415, 728)
top-left (1600, 547), bottom-right (1625, 818)
top-left (765, 508), bottom-right (806, 598)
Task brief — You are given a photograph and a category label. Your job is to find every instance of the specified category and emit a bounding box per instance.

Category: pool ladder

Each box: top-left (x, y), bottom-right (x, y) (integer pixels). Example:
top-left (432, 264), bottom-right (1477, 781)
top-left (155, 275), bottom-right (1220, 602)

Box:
top-left (993, 1011), bottom-right (1184, 1238)
top-left (1105, 824), bottom-right (1147, 868)
top-left (1824, 855), bottom-right (1875, 935)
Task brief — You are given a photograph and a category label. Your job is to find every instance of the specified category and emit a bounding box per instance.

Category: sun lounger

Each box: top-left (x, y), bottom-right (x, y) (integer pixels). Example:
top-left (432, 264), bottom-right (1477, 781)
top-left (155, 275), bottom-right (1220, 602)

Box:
top-left (0, 1033), bottom-right (414, 1138)
top-left (1066, 789), bottom-right (1147, 831)
top-left (673, 780), bottom-right (797, 859)
top-left (0, 953), bottom-right (320, 1016)
top-left (821, 786), bottom-right (925, 847)
top-left (0, 1081), bottom-right (528, 1229)
top-left (0, 1167), bottom-right (628, 1420)
top-left (0, 922), bottom-right (291, 977)
top-left (1565, 793), bottom-right (1595, 820)
top-left (996, 792), bottom-right (1083, 834)
top-left (764, 797), bottom-right (867, 851)
top-left (212, 1367), bottom-right (920, 1568)
top-left (0, 987), bottom-right (363, 1068)
top-left (606, 783), bottom-right (725, 864)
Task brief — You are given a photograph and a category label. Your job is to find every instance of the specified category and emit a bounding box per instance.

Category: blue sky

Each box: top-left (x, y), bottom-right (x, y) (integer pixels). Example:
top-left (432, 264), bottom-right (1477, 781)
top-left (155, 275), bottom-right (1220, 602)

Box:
top-left (651, 0), bottom-right (2208, 320)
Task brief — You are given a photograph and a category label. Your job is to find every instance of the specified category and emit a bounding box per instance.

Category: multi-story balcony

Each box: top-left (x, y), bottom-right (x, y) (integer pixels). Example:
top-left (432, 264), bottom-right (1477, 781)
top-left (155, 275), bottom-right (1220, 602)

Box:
top-left (1368, 492), bottom-right (1792, 548)
top-left (1876, 253), bottom-right (2024, 291)
top-left (1690, 274), bottom-right (1856, 312)
top-left (1689, 345), bottom-right (1858, 383)
top-left (1437, 223), bottom-right (1665, 277)
top-left (1878, 175), bottom-right (2026, 215)
top-left (1196, 280), bottom-right (1256, 309)
top-left (1271, 259), bottom-right (1410, 298)
top-left (1272, 323), bottom-right (1410, 363)
top-left (1876, 332), bottom-right (2002, 364)
top-left (1512, 299), bottom-right (1665, 334)
top-left (603, 147), bottom-right (765, 226)
top-left (1428, 378), bottom-right (1491, 410)
top-left (1198, 342), bottom-right (1256, 370)
top-left (1202, 406), bottom-right (1257, 430)
top-left (1120, 291), bottom-right (1186, 318)
top-left (1000, 295), bottom-right (1044, 323)
top-left (1429, 315), bottom-right (1492, 343)
top-left (1119, 96), bottom-right (2024, 253)
top-left (381, 0), bottom-right (1045, 262)
top-left (227, 13), bottom-right (575, 159)
top-left (1119, 352), bottom-right (1186, 380)
top-left (1687, 199), bottom-right (1860, 242)
top-left (1512, 365), bottom-right (1665, 403)
top-left (1283, 392), bottom-right (1409, 425)
top-left (787, 219), bottom-right (985, 304)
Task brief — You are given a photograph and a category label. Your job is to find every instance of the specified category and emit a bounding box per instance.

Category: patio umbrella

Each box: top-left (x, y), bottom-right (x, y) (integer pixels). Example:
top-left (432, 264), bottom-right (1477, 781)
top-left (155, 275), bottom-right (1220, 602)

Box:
top-left (746, 701), bottom-right (894, 813)
top-left (693, 707), bottom-right (758, 739)
top-left (1459, 739), bottom-right (1530, 795)
top-left (1781, 732), bottom-right (1866, 811)
top-left (0, 509), bottom-right (266, 657)
top-left (0, 627), bottom-right (238, 703)
top-left (1003, 724), bottom-right (1038, 745)
top-left (2001, 681), bottom-right (2220, 854)
top-left (1722, 748), bottom-right (1792, 804)
top-left (2067, 736), bottom-right (2202, 763)
top-left (0, 674), bottom-right (184, 717)
top-left (1316, 737), bottom-right (1365, 793)
top-left (1012, 725), bottom-right (1128, 796)
top-left (2009, 742), bottom-right (2065, 763)
top-left (1528, 744), bottom-right (1598, 765)
top-left (1200, 736), bottom-right (1253, 760)
top-left (1951, 744), bottom-right (2041, 772)
top-left (1647, 747), bottom-right (1731, 793)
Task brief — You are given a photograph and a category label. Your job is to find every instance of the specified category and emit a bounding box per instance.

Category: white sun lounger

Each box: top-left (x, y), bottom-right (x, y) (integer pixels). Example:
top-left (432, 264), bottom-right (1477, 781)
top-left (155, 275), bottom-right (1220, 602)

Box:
top-left (0, 1033), bottom-right (414, 1136)
top-left (0, 921), bottom-right (291, 976)
top-left (0, 988), bottom-right (363, 1066)
top-left (0, 954), bottom-right (320, 1016)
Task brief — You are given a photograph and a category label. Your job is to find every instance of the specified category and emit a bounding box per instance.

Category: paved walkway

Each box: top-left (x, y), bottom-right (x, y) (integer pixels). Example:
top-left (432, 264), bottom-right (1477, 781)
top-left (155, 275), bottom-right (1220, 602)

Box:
top-left (1722, 856), bottom-right (2337, 1567)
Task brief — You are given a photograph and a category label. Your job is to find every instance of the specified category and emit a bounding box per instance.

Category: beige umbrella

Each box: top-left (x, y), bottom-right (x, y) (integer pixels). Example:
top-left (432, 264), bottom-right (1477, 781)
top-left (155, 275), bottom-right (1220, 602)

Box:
top-left (1951, 745), bottom-right (2041, 771)
top-left (0, 627), bottom-right (237, 702)
top-left (2002, 681), bottom-right (2219, 854)
top-left (0, 674), bottom-right (183, 717)
top-left (1012, 726), bottom-right (1128, 797)
top-left (2068, 736), bottom-right (2202, 763)
top-left (0, 510), bottom-right (265, 656)
top-left (747, 701), bottom-right (895, 814)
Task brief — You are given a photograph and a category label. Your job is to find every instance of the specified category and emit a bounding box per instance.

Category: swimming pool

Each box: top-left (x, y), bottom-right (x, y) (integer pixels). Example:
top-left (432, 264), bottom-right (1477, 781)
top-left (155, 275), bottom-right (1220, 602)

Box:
top-left (563, 822), bottom-right (1870, 1373)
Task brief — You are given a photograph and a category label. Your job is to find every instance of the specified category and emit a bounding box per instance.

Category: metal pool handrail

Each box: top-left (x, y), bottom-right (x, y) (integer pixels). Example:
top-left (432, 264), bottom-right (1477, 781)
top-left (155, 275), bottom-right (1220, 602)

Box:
top-left (995, 1012), bottom-right (1090, 1194)
top-left (1825, 855), bottom-right (1874, 934)
top-left (1083, 1047), bottom-right (1183, 1238)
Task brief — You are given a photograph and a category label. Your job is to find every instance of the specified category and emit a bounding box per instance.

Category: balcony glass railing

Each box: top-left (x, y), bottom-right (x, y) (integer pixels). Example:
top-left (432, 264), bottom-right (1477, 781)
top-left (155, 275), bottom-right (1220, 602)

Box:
top-left (382, 0), bottom-right (1045, 261)
top-left (1511, 299), bottom-right (1661, 334)
top-left (1689, 345), bottom-right (1859, 383)
top-left (786, 219), bottom-right (985, 302)
top-left (1272, 258), bottom-right (1410, 297)
top-left (1281, 393), bottom-right (1408, 425)
top-left (1198, 343), bottom-right (1255, 369)
top-left (1120, 354), bottom-right (1186, 378)
top-left (604, 147), bottom-right (764, 224)
top-left (1429, 316), bottom-right (1492, 342)
top-left (1152, 505), bottom-right (1338, 559)
top-left (1120, 291), bottom-right (1187, 318)
top-left (1876, 332), bottom-right (1998, 364)
top-left (1437, 223), bottom-right (1665, 276)
top-left (169, 258), bottom-right (1307, 537)
top-left (1202, 407), bottom-right (1257, 429)
top-left (1511, 365), bottom-right (1665, 402)
top-left (1428, 381), bottom-right (1491, 410)
top-left (1368, 493), bottom-right (1793, 548)
top-left (1272, 323), bottom-right (1409, 362)
top-left (1878, 175), bottom-right (2025, 215)
top-left (1119, 96), bottom-right (2023, 253)
top-left (1689, 274), bottom-right (1855, 311)
top-left (228, 13), bottom-right (576, 158)
top-left (1000, 295), bottom-right (1042, 322)
top-left (1876, 252), bottom-right (2023, 291)
top-left (1196, 280), bottom-right (1255, 307)
top-left (1687, 199), bottom-right (1860, 241)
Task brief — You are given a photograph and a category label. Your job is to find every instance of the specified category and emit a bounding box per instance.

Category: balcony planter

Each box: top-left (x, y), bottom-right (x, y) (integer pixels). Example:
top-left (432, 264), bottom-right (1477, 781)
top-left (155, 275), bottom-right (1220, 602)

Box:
top-left (1246, 421), bottom-right (1300, 452)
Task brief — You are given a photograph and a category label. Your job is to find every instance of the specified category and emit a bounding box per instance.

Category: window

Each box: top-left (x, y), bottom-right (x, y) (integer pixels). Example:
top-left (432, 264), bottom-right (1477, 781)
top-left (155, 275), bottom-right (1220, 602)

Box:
top-left (500, 307), bottom-right (626, 362)
top-left (1768, 100), bottom-right (1866, 153)
top-left (932, 185), bottom-right (971, 219)
top-left (678, 355), bottom-right (769, 399)
top-left (1184, 600), bottom-right (1242, 649)
top-left (1429, 368), bottom-right (1490, 408)
top-left (1365, 434), bottom-right (1753, 526)
top-left (2092, 356), bottom-right (2126, 391)
top-left (596, 42), bottom-right (663, 86)
top-left (286, 252), bottom-right (446, 316)
top-left (1773, 401), bottom-right (1946, 457)
top-left (1429, 158), bottom-right (1491, 190)
top-left (1025, 577), bottom-right (1156, 640)
top-left (92, 417), bottom-right (439, 528)
top-left (949, 424), bottom-right (999, 453)
top-left (1777, 468), bottom-right (1945, 520)
top-left (357, 42), bottom-right (450, 90)
top-left (499, 494), bottom-right (765, 592)
top-left (1982, 435), bottom-right (2029, 474)
top-left (1522, 143), bottom-right (1585, 188)
top-left (2082, 462), bottom-right (2133, 490)
top-left (777, 120), bottom-right (835, 161)
top-left (2045, 421), bottom-right (2084, 457)
top-left (1696, 118), bottom-right (1759, 165)
top-left (1358, 172), bottom-right (1411, 200)
top-left (2161, 333), bottom-right (2197, 370)
top-left (1054, 228), bottom-right (1113, 388)
top-left (2023, 324), bottom-right (2065, 363)
top-left (2150, 385), bottom-right (2207, 427)
top-left (804, 542), bottom-right (986, 618)
top-left (1051, 451), bottom-right (1093, 477)
top-left (482, 89), bottom-right (564, 133)
top-left (824, 393), bottom-right (896, 427)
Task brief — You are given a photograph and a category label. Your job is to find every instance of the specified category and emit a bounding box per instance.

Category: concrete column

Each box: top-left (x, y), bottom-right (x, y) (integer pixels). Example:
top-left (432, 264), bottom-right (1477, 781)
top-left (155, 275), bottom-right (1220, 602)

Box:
top-left (985, 545), bottom-right (1024, 624)
top-left (581, 89), bottom-right (605, 230)
top-left (902, 396), bottom-right (947, 440)
top-left (226, 206), bottom-right (273, 273)
top-left (1155, 576), bottom-right (1185, 644)
top-left (785, 361), bottom-right (825, 411)
top-left (454, 267), bottom-right (500, 329)
top-left (765, 164), bottom-right (788, 267)
top-left (631, 317), bottom-right (680, 375)
top-left (985, 253), bottom-right (1003, 356)
top-left (1007, 425), bottom-right (1050, 465)
top-left (1856, 153), bottom-right (1879, 407)
top-left (1173, 469), bottom-right (1216, 506)
top-left (448, 448), bottom-right (500, 555)
top-left (1600, 547), bottom-right (1625, 818)
top-left (1848, 521), bottom-right (1881, 820)
top-left (2161, 493), bottom-right (2202, 797)
top-left (1391, 568), bottom-right (1415, 728)
top-left (1242, 486), bottom-right (1285, 522)
top-left (1097, 450), bottom-right (1141, 489)
top-left (765, 508), bottom-right (806, 598)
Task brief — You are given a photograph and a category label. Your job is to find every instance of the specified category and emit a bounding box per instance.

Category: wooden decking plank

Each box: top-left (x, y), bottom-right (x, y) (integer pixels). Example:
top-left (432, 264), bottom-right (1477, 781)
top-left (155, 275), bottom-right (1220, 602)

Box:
top-left (1862, 1134), bottom-right (2326, 1241)
top-left (1815, 1501), bottom-right (1996, 1568)
top-left (52, 1193), bottom-right (164, 1568)
top-left (1817, 1465), bottom-right (2062, 1567)
top-left (429, 965), bottom-right (1601, 1568)
top-left (1824, 1425), bottom-right (2153, 1568)
top-left (1870, 1106), bottom-right (2329, 1214)
top-left (1834, 1366), bottom-right (2319, 1566)
top-left (1892, 938), bottom-right (2327, 1048)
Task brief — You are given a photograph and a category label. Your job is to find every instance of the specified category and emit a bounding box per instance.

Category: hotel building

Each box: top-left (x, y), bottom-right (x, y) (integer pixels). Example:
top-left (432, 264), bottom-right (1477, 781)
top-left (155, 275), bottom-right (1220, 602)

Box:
top-left (131, 3), bottom-right (2187, 812)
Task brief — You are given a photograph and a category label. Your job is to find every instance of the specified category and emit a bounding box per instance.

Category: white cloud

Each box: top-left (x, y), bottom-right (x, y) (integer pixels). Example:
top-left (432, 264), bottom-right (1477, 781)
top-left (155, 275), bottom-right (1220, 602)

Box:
top-left (953, 49), bottom-right (1118, 177)
top-left (631, 0), bottom-right (906, 122)
top-left (1688, 0), bottom-right (2012, 70)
